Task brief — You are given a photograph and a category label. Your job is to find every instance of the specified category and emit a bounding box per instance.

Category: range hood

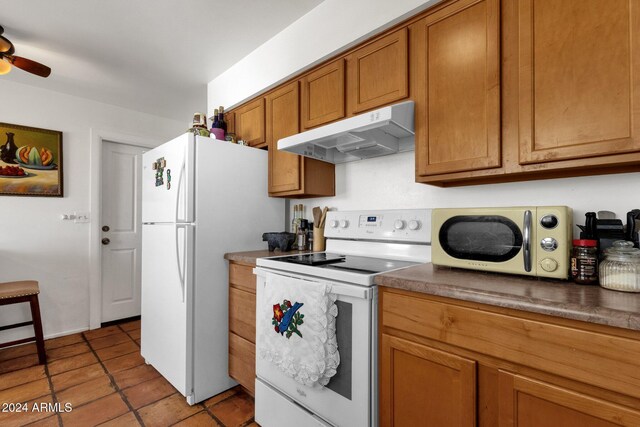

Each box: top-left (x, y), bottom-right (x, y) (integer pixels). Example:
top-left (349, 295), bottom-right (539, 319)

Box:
top-left (278, 101), bottom-right (414, 164)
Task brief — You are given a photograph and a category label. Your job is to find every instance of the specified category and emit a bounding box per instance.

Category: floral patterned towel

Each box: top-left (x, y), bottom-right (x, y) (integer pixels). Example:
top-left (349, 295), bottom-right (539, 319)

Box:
top-left (258, 272), bottom-right (340, 387)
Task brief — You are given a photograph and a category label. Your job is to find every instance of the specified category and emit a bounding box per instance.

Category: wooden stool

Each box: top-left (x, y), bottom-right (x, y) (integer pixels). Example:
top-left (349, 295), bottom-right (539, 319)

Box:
top-left (0, 281), bottom-right (46, 364)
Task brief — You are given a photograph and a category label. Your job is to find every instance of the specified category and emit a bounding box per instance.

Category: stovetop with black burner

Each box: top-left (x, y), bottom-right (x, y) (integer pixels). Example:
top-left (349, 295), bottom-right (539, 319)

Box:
top-left (272, 252), bottom-right (419, 275)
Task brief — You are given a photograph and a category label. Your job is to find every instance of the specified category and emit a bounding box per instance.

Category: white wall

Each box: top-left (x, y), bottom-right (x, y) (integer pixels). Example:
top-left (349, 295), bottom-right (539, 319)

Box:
top-left (207, 0), bottom-right (443, 111)
top-left (0, 80), bottom-right (184, 341)
top-left (294, 151), bottom-right (640, 237)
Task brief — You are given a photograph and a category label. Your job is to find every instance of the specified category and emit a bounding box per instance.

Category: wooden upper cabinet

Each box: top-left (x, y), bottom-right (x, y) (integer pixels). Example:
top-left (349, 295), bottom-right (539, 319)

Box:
top-left (517, 0), bottom-right (640, 164)
top-left (225, 110), bottom-right (235, 136)
top-left (267, 82), bottom-right (302, 194)
top-left (301, 59), bottom-right (345, 129)
top-left (380, 334), bottom-right (476, 427)
top-left (498, 371), bottom-right (640, 427)
top-left (413, 0), bottom-right (501, 177)
top-left (235, 98), bottom-right (266, 148)
top-left (266, 81), bottom-right (335, 198)
top-left (347, 28), bottom-right (409, 114)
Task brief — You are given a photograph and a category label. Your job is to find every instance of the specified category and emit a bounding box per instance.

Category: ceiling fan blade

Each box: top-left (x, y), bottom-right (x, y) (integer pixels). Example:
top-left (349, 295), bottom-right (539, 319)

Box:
top-left (10, 55), bottom-right (51, 78)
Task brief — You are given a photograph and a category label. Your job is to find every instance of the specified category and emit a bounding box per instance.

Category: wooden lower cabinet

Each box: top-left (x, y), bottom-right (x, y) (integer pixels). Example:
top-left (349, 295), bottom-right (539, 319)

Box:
top-left (380, 334), bottom-right (476, 426)
top-left (379, 287), bottom-right (640, 426)
top-left (498, 372), bottom-right (640, 427)
top-left (227, 260), bottom-right (257, 395)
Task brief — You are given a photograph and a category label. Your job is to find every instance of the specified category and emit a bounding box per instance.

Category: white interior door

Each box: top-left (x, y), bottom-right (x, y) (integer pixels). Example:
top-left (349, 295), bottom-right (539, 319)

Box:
top-left (101, 141), bottom-right (147, 322)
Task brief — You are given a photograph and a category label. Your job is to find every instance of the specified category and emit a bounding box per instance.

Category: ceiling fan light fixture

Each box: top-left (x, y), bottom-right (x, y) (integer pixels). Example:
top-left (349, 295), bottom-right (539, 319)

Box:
top-left (0, 37), bottom-right (11, 53)
top-left (0, 57), bottom-right (11, 75)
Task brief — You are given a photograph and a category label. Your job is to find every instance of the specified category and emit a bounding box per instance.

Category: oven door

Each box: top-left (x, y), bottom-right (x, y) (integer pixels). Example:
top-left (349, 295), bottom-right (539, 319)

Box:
top-left (254, 268), bottom-right (375, 427)
top-left (432, 208), bottom-right (536, 275)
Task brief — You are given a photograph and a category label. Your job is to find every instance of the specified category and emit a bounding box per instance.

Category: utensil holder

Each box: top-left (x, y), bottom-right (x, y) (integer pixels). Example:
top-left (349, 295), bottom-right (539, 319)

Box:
top-left (313, 227), bottom-right (325, 252)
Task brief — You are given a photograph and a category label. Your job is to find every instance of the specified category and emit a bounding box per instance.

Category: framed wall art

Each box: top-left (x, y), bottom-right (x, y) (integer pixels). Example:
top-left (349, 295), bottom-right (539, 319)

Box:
top-left (0, 122), bottom-right (63, 197)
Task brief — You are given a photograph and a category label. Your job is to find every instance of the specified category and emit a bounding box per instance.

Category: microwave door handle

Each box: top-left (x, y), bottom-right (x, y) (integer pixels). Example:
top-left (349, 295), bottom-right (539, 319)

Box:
top-left (523, 210), bottom-right (532, 272)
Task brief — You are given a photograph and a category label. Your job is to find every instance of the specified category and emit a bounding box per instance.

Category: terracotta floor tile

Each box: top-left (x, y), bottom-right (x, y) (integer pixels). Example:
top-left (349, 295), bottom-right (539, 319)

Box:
top-left (0, 394), bottom-right (54, 427)
top-left (111, 364), bottom-right (160, 390)
top-left (0, 364), bottom-right (45, 391)
top-left (47, 351), bottom-right (98, 376)
top-left (51, 363), bottom-right (107, 392)
top-left (102, 352), bottom-right (144, 374)
top-left (126, 329), bottom-right (141, 340)
top-left (44, 333), bottom-right (84, 350)
top-left (209, 392), bottom-right (254, 427)
top-left (88, 333), bottom-right (132, 351)
top-left (46, 342), bottom-right (91, 361)
top-left (135, 339), bottom-right (141, 346)
top-left (203, 387), bottom-right (239, 408)
top-left (60, 393), bottom-right (128, 427)
top-left (173, 411), bottom-right (220, 426)
top-left (0, 353), bottom-right (39, 375)
top-left (95, 341), bottom-right (139, 361)
top-left (96, 411), bottom-right (141, 426)
top-left (137, 393), bottom-right (201, 427)
top-left (123, 376), bottom-right (175, 409)
top-left (55, 376), bottom-right (115, 408)
top-left (83, 325), bottom-right (121, 341)
top-left (0, 378), bottom-right (50, 403)
top-left (119, 320), bottom-right (141, 332)
top-left (245, 423), bottom-right (259, 426)
top-left (0, 342), bottom-right (36, 362)
top-left (24, 415), bottom-right (60, 427)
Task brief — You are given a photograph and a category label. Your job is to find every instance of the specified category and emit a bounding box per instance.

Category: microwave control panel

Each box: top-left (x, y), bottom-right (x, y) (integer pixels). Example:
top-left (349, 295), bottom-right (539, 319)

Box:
top-left (324, 209), bottom-right (431, 243)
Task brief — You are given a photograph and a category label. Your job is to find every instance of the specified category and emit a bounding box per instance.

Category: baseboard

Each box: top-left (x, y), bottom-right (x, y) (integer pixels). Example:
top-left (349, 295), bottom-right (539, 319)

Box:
top-left (100, 315), bottom-right (141, 329)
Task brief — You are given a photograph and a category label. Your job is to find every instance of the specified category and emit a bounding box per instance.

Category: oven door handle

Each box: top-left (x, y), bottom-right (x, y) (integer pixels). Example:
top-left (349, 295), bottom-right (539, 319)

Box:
top-left (523, 210), bottom-right (532, 272)
top-left (254, 268), bottom-right (371, 300)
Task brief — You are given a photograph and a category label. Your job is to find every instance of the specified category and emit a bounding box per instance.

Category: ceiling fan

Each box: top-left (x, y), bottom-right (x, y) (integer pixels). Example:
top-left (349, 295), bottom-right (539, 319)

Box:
top-left (0, 25), bottom-right (51, 78)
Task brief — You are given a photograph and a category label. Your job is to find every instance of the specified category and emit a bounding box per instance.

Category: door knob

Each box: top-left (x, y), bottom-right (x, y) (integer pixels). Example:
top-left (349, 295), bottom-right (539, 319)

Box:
top-left (102, 238), bottom-right (110, 245)
top-left (102, 225), bottom-right (110, 232)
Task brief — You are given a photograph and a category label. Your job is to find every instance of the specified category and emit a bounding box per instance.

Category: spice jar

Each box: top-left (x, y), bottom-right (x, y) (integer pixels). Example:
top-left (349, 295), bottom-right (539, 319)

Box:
top-left (599, 240), bottom-right (640, 292)
top-left (570, 239), bottom-right (599, 285)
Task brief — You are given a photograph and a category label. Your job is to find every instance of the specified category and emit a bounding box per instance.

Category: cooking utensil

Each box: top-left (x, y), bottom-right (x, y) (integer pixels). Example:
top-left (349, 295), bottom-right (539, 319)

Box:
top-left (313, 206), bottom-right (321, 225)
top-left (320, 206), bottom-right (328, 228)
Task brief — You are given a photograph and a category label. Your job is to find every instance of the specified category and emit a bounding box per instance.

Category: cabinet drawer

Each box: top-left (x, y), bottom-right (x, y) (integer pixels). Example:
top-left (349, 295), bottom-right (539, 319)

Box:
top-left (382, 289), bottom-right (640, 400)
top-left (229, 262), bottom-right (256, 294)
top-left (229, 287), bottom-right (256, 343)
top-left (229, 332), bottom-right (256, 395)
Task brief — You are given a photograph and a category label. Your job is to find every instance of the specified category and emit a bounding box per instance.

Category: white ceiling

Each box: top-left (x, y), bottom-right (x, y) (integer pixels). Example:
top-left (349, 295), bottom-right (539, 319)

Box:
top-left (1, 0), bottom-right (323, 121)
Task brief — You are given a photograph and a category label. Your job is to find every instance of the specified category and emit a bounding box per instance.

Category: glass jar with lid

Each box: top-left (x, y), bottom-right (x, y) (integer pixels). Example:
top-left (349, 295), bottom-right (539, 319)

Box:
top-left (599, 240), bottom-right (640, 292)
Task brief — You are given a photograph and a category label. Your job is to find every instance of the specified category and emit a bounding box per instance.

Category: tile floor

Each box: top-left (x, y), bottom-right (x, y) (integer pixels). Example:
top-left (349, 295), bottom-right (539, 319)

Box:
top-left (0, 320), bottom-right (257, 426)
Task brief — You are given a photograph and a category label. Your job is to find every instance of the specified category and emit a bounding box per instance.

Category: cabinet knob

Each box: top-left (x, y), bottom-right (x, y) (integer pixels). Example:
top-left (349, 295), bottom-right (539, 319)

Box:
top-left (102, 238), bottom-right (110, 245)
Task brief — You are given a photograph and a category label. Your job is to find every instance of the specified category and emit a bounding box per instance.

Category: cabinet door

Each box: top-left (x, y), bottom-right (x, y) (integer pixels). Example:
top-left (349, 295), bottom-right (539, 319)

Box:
top-left (235, 98), bottom-right (266, 148)
top-left (380, 334), bottom-right (476, 427)
top-left (301, 59), bottom-right (345, 129)
top-left (225, 111), bottom-right (235, 136)
top-left (498, 371), bottom-right (640, 427)
top-left (347, 28), bottom-right (408, 114)
top-left (413, 0), bottom-right (501, 176)
top-left (518, 0), bottom-right (640, 165)
top-left (266, 82), bottom-right (302, 194)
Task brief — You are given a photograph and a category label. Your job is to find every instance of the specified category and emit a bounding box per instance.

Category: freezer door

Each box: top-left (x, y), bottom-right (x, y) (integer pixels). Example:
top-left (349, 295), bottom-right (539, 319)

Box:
top-left (142, 133), bottom-right (195, 223)
top-left (141, 223), bottom-right (194, 397)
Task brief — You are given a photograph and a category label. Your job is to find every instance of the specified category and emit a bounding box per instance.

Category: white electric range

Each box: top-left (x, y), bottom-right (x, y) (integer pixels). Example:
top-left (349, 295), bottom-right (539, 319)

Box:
top-left (254, 209), bottom-right (431, 427)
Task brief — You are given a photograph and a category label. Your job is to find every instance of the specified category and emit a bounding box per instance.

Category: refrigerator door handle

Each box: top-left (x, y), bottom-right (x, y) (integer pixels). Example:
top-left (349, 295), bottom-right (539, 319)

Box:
top-left (175, 223), bottom-right (191, 302)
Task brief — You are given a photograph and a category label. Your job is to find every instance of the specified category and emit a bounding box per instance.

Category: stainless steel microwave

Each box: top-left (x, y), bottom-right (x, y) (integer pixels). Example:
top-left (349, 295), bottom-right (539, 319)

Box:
top-left (431, 206), bottom-right (572, 279)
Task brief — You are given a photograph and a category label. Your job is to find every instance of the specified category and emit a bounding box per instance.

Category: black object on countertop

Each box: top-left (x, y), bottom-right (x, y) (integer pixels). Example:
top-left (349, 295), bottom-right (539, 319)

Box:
top-left (626, 209), bottom-right (640, 247)
top-left (262, 232), bottom-right (296, 252)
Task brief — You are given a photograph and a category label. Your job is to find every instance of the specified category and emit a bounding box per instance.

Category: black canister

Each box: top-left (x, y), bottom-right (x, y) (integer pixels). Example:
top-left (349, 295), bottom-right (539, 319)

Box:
top-left (571, 239), bottom-right (599, 285)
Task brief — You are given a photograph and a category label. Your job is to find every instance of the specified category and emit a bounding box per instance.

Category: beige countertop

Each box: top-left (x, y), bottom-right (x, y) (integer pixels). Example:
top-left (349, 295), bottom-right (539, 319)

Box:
top-left (374, 263), bottom-right (640, 331)
top-left (224, 249), bottom-right (312, 265)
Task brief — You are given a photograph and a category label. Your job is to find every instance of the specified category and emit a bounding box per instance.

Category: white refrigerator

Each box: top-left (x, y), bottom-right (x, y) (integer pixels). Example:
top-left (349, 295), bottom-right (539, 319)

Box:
top-left (140, 133), bottom-right (284, 404)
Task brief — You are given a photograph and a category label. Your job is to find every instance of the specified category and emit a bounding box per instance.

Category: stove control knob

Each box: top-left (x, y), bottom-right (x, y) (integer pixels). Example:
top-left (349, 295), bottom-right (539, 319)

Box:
top-left (394, 220), bottom-right (406, 230)
top-left (408, 220), bottom-right (421, 231)
top-left (329, 220), bottom-right (339, 228)
top-left (339, 220), bottom-right (349, 228)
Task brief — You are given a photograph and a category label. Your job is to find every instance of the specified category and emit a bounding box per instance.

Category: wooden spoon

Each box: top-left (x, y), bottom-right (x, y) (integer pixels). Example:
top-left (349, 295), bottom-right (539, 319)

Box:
top-left (313, 206), bottom-right (321, 225)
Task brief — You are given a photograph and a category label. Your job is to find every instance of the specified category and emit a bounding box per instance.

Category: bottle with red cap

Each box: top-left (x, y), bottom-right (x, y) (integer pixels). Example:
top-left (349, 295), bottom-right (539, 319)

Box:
top-left (571, 239), bottom-right (599, 285)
